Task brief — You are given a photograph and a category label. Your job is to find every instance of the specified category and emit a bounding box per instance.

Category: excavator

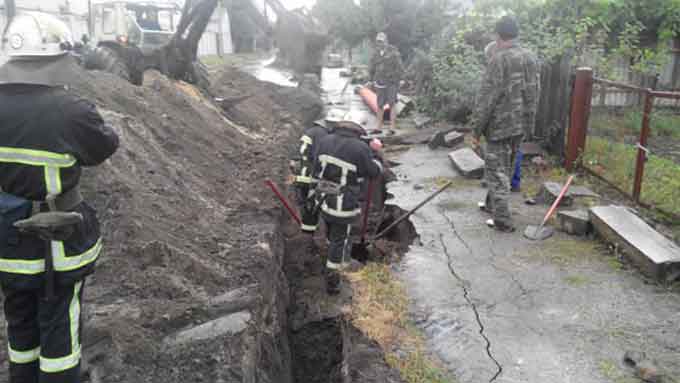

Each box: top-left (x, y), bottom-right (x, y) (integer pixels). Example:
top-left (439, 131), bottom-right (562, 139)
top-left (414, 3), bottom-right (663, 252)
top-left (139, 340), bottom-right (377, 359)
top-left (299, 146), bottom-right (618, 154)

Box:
top-left (2, 0), bottom-right (217, 90)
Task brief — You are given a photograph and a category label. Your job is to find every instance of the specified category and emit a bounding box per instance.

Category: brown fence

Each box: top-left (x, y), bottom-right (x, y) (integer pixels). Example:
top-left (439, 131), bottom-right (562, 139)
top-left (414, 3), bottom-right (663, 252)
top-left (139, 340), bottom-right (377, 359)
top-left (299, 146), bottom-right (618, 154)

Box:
top-left (568, 67), bottom-right (680, 220)
top-left (534, 55), bottom-right (573, 158)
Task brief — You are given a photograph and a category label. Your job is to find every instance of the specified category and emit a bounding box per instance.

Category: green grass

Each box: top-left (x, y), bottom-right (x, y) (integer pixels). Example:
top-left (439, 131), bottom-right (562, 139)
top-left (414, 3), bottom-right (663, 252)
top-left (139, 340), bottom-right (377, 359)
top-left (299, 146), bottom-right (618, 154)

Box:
top-left (348, 264), bottom-right (456, 383)
top-left (564, 275), bottom-right (590, 286)
top-left (583, 137), bottom-right (680, 216)
top-left (598, 359), bottom-right (639, 383)
top-left (590, 109), bottom-right (680, 139)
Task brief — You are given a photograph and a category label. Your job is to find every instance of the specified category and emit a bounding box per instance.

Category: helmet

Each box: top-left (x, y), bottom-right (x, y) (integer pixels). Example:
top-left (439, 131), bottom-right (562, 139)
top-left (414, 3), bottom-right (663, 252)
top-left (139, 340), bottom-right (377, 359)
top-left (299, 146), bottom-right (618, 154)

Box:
top-left (0, 12), bottom-right (79, 86)
top-left (325, 109), bottom-right (345, 124)
top-left (3, 12), bottom-right (74, 59)
top-left (336, 112), bottom-right (367, 136)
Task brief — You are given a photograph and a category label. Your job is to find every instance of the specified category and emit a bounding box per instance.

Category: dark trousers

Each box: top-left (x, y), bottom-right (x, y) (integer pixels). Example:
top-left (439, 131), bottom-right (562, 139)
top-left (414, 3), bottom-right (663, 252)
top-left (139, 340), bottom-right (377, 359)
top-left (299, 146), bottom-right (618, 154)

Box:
top-left (296, 184), bottom-right (320, 233)
top-left (326, 223), bottom-right (352, 265)
top-left (2, 280), bottom-right (85, 383)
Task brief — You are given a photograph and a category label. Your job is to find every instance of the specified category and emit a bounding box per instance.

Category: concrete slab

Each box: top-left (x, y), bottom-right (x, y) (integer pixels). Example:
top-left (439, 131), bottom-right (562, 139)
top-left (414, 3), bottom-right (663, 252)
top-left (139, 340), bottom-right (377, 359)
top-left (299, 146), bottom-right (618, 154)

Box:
top-left (444, 131), bottom-right (465, 148)
top-left (540, 182), bottom-right (574, 206)
top-left (590, 206), bottom-right (680, 280)
top-left (557, 210), bottom-right (590, 236)
top-left (164, 311), bottom-right (251, 347)
top-left (449, 148), bottom-right (485, 179)
top-left (414, 115), bottom-right (432, 129)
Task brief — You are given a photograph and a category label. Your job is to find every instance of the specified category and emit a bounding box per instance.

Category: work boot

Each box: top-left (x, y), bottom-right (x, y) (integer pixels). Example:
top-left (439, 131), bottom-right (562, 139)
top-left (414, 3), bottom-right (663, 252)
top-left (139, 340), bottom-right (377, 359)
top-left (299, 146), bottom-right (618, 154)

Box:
top-left (478, 201), bottom-right (489, 212)
top-left (486, 219), bottom-right (515, 233)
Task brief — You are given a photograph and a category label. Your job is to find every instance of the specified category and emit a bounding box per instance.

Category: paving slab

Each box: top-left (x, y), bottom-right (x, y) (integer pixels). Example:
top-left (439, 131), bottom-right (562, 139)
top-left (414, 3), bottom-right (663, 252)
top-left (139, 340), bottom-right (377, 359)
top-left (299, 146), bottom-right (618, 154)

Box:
top-left (443, 131), bottom-right (465, 148)
top-left (590, 205), bottom-right (680, 280)
top-left (557, 209), bottom-right (590, 236)
top-left (448, 148), bottom-right (485, 178)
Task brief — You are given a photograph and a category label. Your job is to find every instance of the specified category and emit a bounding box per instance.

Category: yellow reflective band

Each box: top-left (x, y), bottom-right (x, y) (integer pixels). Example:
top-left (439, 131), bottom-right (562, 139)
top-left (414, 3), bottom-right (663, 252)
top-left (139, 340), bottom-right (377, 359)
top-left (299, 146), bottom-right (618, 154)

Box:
top-left (295, 175), bottom-right (313, 184)
top-left (321, 202), bottom-right (360, 218)
top-left (326, 260), bottom-right (342, 270)
top-left (8, 345), bottom-right (40, 364)
top-left (70, 282), bottom-right (82, 356)
top-left (300, 223), bottom-right (318, 232)
top-left (51, 239), bottom-right (102, 272)
top-left (44, 166), bottom-right (62, 195)
top-left (0, 258), bottom-right (45, 274)
top-left (40, 281), bottom-right (82, 374)
top-left (0, 239), bottom-right (101, 275)
top-left (300, 135), bottom-right (313, 145)
top-left (0, 147), bottom-right (76, 168)
top-left (40, 347), bottom-right (81, 373)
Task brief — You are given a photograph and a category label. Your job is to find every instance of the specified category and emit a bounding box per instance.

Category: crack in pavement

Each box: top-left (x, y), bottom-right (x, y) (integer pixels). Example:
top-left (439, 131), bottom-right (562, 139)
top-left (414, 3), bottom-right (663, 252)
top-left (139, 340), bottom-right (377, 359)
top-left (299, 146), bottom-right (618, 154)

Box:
top-left (438, 210), bottom-right (503, 382)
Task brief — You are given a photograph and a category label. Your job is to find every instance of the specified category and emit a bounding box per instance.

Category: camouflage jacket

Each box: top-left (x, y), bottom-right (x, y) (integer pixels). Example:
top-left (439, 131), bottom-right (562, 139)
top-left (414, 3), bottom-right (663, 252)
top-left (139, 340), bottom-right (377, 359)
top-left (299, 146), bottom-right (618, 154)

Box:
top-left (369, 44), bottom-right (404, 85)
top-left (473, 41), bottom-right (540, 142)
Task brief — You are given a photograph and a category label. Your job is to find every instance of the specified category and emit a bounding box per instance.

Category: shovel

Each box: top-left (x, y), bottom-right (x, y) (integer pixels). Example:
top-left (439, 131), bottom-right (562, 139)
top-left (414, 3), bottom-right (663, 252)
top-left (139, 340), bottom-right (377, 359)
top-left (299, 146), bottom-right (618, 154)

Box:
top-left (353, 180), bottom-right (453, 258)
top-left (265, 179), bottom-right (302, 226)
top-left (524, 175), bottom-right (574, 241)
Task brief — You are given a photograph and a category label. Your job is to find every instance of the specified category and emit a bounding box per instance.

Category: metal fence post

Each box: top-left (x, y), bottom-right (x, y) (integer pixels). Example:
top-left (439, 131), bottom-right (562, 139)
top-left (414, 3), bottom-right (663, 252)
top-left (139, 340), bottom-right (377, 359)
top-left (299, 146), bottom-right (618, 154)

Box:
top-left (633, 91), bottom-right (654, 202)
top-left (566, 67), bottom-right (593, 171)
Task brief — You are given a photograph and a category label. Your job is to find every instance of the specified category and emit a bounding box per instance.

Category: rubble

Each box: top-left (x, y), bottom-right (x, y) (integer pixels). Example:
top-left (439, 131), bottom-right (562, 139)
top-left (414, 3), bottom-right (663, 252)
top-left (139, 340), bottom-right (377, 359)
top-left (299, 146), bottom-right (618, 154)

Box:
top-left (449, 148), bottom-right (485, 178)
top-left (557, 210), bottom-right (590, 236)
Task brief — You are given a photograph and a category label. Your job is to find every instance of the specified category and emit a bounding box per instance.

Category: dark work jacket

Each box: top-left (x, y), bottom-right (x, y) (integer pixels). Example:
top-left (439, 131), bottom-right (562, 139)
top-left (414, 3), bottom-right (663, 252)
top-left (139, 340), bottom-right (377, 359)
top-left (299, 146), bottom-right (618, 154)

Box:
top-left (295, 122), bottom-right (329, 185)
top-left (312, 129), bottom-right (383, 224)
top-left (0, 84), bottom-right (119, 289)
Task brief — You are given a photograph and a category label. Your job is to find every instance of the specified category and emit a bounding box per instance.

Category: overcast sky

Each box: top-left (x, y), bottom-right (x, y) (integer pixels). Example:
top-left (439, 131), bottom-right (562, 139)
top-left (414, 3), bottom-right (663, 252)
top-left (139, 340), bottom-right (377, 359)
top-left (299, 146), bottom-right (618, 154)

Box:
top-left (281, 0), bottom-right (316, 9)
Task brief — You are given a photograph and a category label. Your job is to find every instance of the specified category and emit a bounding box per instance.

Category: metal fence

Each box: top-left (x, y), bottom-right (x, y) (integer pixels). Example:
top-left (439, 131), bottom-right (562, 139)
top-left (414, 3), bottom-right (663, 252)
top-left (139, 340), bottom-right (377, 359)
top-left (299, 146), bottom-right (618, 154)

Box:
top-left (567, 67), bottom-right (680, 220)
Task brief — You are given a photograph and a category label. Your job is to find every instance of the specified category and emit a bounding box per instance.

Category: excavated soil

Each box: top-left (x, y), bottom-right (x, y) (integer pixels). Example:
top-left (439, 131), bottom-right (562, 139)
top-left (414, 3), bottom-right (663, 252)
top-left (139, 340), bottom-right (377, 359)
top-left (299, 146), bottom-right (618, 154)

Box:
top-left (0, 65), bottom-right (322, 382)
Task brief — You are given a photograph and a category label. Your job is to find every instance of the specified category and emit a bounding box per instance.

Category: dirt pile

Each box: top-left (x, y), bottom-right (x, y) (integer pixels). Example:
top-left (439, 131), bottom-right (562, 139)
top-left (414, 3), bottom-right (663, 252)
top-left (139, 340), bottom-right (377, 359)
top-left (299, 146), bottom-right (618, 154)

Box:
top-left (0, 66), bottom-right (321, 382)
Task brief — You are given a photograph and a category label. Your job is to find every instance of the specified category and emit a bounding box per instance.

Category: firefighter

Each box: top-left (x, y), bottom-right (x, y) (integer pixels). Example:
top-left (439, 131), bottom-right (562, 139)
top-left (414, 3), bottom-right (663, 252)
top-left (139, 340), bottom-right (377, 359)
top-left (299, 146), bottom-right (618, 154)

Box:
top-left (294, 110), bottom-right (344, 234)
top-left (0, 13), bottom-right (119, 383)
top-left (312, 116), bottom-right (384, 295)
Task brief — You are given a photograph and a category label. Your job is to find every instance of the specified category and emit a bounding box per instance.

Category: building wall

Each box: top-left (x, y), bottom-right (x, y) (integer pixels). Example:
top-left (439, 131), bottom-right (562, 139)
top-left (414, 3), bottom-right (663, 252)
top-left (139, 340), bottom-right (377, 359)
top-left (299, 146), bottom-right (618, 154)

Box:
top-left (1, 0), bottom-right (233, 57)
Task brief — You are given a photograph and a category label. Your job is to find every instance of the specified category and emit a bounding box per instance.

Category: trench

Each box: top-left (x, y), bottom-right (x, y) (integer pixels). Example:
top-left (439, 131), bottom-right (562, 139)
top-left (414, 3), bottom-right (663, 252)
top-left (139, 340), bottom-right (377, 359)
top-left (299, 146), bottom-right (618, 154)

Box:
top-left (281, 196), bottom-right (418, 383)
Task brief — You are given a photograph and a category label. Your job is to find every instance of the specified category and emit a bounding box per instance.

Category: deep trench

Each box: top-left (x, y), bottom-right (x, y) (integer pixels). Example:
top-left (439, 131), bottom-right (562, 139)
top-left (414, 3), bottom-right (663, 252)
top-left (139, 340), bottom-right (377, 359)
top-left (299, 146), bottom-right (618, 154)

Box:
top-left (282, 200), bottom-right (417, 383)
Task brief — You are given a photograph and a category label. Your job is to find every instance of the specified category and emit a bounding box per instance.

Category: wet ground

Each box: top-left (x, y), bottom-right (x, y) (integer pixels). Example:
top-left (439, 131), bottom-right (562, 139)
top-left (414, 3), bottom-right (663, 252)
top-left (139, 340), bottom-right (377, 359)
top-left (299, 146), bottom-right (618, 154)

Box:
top-left (388, 146), bottom-right (680, 382)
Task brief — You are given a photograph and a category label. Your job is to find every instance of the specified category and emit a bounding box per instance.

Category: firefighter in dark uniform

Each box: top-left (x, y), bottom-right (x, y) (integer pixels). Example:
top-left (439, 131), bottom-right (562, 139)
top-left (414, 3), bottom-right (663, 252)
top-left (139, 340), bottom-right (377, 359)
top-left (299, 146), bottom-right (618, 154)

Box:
top-left (293, 110), bottom-right (344, 233)
top-left (312, 116), bottom-right (384, 294)
top-left (0, 13), bottom-right (119, 383)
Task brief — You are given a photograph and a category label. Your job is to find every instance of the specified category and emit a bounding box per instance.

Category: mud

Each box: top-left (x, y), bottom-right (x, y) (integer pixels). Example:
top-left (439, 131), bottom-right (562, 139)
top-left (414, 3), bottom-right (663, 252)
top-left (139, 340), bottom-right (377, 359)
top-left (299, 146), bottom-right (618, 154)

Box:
top-left (391, 145), bottom-right (680, 383)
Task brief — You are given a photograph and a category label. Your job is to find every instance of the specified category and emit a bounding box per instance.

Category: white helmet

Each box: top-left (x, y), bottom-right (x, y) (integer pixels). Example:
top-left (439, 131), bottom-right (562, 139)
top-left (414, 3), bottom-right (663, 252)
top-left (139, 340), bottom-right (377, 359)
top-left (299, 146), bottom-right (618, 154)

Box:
top-left (3, 12), bottom-right (74, 59)
top-left (325, 109), bottom-right (346, 124)
top-left (0, 12), bottom-right (79, 86)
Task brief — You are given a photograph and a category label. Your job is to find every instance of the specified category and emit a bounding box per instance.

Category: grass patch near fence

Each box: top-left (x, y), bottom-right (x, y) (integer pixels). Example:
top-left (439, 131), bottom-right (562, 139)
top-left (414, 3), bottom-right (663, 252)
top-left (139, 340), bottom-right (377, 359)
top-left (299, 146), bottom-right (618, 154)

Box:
top-left (348, 264), bottom-right (454, 383)
top-left (583, 137), bottom-right (680, 217)
top-left (589, 110), bottom-right (680, 139)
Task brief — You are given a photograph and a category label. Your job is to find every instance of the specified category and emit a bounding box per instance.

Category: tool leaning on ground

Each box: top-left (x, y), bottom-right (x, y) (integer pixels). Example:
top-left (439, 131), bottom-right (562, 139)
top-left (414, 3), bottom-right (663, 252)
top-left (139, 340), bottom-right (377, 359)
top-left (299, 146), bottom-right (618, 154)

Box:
top-left (354, 180), bottom-right (454, 256)
top-left (524, 175), bottom-right (575, 241)
top-left (13, 211), bottom-right (84, 301)
top-left (265, 179), bottom-right (302, 225)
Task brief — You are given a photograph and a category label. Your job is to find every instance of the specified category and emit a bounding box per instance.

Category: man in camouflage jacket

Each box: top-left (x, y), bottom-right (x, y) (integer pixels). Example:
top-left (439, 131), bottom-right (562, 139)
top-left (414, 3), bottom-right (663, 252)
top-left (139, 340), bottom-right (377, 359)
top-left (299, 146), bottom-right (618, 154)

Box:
top-left (473, 16), bottom-right (540, 232)
top-left (369, 32), bottom-right (404, 130)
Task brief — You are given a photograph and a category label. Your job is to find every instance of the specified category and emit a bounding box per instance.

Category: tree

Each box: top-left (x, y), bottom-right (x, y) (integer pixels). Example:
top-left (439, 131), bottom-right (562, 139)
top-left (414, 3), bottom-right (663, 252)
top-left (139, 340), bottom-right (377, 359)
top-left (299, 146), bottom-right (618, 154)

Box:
top-left (312, 0), bottom-right (367, 58)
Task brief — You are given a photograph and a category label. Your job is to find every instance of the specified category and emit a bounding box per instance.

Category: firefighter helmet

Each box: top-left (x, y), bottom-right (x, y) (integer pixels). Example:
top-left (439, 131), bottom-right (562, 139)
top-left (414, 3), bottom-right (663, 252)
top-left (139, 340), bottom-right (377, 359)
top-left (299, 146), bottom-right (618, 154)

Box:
top-left (0, 12), bottom-right (79, 86)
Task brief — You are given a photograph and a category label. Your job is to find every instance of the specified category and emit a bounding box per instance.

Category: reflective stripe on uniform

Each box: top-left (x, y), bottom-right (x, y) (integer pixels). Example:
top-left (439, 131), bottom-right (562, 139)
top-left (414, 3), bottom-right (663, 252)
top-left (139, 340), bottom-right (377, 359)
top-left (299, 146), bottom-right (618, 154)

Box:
top-left (318, 155), bottom-right (357, 173)
top-left (300, 223), bottom-right (318, 232)
top-left (40, 281), bottom-right (82, 373)
top-left (40, 347), bottom-right (81, 373)
top-left (51, 239), bottom-right (102, 272)
top-left (0, 147), bottom-right (76, 168)
top-left (44, 166), bottom-right (62, 196)
top-left (299, 135), bottom-right (312, 156)
top-left (321, 202), bottom-right (361, 218)
top-left (372, 159), bottom-right (384, 174)
top-left (295, 175), bottom-right (313, 184)
top-left (0, 239), bottom-right (101, 275)
top-left (326, 260), bottom-right (342, 270)
top-left (8, 345), bottom-right (40, 364)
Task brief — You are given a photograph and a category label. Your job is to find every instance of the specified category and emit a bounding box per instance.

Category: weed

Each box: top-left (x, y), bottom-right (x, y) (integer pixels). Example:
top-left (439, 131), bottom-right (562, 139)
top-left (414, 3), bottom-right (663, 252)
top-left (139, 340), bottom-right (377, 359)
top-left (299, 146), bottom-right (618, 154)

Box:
top-left (424, 176), bottom-right (478, 190)
top-left (583, 137), bottom-right (680, 216)
top-left (598, 359), bottom-right (641, 383)
top-left (521, 237), bottom-right (603, 265)
top-left (348, 264), bottom-right (456, 383)
top-left (564, 275), bottom-right (590, 286)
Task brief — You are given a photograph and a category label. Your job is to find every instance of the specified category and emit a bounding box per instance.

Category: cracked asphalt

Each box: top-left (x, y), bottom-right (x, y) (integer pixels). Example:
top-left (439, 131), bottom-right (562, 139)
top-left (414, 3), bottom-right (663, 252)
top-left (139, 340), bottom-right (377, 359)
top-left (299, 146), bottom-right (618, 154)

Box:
top-left (389, 146), bottom-right (680, 383)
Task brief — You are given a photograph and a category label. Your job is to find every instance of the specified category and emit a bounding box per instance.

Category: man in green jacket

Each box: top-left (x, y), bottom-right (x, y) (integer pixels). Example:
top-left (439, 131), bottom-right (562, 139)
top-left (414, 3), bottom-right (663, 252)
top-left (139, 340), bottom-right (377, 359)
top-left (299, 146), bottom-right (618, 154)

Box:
top-left (472, 16), bottom-right (540, 232)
